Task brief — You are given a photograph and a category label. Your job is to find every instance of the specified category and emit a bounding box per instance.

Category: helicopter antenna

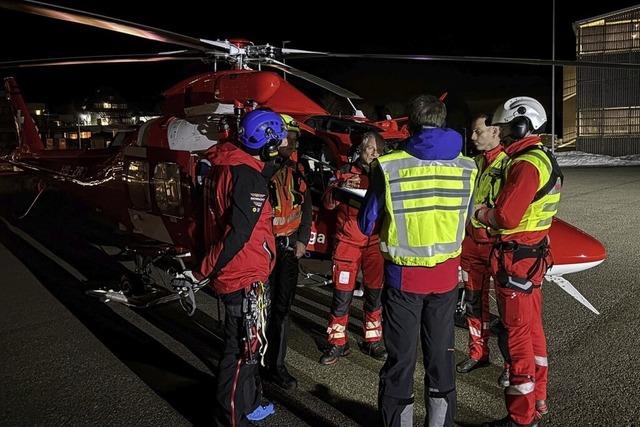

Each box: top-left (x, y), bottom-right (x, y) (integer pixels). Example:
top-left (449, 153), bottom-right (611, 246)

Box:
top-left (346, 98), bottom-right (366, 118)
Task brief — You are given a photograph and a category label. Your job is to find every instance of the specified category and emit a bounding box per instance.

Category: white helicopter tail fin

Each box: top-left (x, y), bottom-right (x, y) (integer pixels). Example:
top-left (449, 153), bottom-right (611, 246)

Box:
top-left (546, 274), bottom-right (600, 315)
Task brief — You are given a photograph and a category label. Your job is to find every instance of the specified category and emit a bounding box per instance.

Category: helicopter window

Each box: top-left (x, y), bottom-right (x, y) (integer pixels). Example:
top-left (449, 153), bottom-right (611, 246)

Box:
top-left (153, 162), bottom-right (183, 217)
top-left (124, 160), bottom-right (152, 211)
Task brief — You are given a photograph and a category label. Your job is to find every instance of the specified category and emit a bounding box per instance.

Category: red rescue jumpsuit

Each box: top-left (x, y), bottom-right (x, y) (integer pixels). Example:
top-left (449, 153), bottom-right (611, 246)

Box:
top-left (322, 162), bottom-right (384, 346)
top-left (476, 136), bottom-right (556, 426)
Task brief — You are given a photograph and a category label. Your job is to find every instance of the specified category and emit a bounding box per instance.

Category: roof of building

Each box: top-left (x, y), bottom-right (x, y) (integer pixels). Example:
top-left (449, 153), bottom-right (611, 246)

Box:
top-left (574, 5), bottom-right (640, 27)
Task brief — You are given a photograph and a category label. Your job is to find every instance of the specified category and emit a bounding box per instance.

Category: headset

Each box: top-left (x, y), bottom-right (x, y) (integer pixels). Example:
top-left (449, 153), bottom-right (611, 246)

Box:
top-left (510, 108), bottom-right (534, 140)
top-left (259, 129), bottom-right (283, 161)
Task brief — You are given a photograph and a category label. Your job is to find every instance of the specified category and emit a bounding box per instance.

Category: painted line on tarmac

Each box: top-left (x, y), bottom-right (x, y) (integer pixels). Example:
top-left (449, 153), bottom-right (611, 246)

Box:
top-left (105, 301), bottom-right (215, 375)
top-left (0, 216), bottom-right (87, 281)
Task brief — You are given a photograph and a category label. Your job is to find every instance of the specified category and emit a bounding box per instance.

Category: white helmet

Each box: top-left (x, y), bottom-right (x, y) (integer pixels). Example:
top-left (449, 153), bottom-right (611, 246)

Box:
top-left (492, 96), bottom-right (547, 133)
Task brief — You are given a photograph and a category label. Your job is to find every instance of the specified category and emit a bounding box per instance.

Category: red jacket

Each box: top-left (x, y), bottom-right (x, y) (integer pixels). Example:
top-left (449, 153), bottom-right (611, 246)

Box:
top-left (489, 136), bottom-right (548, 245)
top-left (198, 142), bottom-right (276, 294)
top-left (322, 161), bottom-right (379, 247)
top-left (474, 136), bottom-right (553, 285)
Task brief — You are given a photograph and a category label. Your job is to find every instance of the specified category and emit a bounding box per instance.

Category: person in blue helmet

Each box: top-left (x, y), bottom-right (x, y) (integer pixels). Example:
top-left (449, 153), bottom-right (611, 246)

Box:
top-left (175, 109), bottom-right (287, 426)
top-left (262, 114), bottom-right (313, 390)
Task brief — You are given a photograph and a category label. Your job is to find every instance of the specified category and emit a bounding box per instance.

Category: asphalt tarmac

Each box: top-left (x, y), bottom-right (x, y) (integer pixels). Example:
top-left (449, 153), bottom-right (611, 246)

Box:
top-left (0, 166), bottom-right (638, 426)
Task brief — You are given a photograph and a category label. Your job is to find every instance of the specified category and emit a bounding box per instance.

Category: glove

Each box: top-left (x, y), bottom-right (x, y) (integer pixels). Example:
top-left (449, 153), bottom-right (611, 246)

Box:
top-left (184, 270), bottom-right (205, 283)
top-left (171, 270), bottom-right (209, 317)
top-left (171, 270), bottom-right (208, 293)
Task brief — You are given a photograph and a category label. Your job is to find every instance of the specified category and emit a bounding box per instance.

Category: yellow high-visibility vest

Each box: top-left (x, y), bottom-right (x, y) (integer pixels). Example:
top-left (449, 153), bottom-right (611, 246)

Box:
top-left (496, 145), bottom-right (561, 235)
top-left (377, 150), bottom-right (477, 267)
top-left (470, 151), bottom-right (509, 229)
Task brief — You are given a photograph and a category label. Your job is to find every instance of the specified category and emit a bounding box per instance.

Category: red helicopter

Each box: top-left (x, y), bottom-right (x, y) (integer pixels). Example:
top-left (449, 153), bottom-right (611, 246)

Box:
top-left (0, 0), bottom-right (606, 313)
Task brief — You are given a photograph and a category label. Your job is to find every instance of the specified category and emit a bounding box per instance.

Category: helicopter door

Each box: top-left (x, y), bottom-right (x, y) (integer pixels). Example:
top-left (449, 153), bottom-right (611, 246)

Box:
top-left (123, 147), bottom-right (152, 212)
top-left (123, 145), bottom-right (190, 244)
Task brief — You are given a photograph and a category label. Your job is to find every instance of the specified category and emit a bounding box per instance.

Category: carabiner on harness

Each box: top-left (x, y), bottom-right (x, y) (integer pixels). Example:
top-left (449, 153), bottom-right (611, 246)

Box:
top-left (242, 281), bottom-right (270, 366)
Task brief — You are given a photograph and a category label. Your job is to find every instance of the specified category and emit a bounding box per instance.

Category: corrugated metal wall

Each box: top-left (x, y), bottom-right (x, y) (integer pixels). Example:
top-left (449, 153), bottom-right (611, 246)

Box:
top-left (576, 7), bottom-right (640, 156)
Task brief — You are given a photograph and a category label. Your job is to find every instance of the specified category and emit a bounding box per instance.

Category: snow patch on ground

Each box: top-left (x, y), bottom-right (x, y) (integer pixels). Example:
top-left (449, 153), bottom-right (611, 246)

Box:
top-left (555, 150), bottom-right (640, 167)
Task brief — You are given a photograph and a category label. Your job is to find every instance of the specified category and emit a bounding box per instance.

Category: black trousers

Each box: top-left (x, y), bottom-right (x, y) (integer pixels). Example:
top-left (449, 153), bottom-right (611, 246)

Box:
top-left (266, 247), bottom-right (299, 370)
top-left (379, 286), bottom-right (457, 427)
top-left (215, 290), bottom-right (261, 427)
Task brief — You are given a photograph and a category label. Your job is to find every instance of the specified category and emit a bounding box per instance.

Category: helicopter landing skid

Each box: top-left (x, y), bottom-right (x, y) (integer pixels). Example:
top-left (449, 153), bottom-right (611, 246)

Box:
top-left (297, 260), bottom-right (332, 288)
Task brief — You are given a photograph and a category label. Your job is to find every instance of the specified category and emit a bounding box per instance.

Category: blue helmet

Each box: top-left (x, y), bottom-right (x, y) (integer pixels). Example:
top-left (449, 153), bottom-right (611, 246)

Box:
top-left (239, 110), bottom-right (287, 150)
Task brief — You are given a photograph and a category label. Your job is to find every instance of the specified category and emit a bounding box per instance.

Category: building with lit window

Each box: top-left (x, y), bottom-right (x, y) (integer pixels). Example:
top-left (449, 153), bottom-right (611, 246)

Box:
top-left (80, 88), bottom-right (136, 127)
top-left (568, 6), bottom-right (640, 156)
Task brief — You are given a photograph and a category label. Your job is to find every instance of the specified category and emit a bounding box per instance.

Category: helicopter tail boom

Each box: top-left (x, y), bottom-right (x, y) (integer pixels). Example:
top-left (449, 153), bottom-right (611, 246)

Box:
top-left (4, 77), bottom-right (44, 154)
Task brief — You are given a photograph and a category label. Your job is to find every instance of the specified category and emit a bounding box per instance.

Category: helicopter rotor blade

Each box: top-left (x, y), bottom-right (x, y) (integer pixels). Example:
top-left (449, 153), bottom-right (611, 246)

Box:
top-left (199, 38), bottom-right (239, 52)
top-left (0, 51), bottom-right (209, 69)
top-left (313, 52), bottom-right (640, 70)
top-left (261, 59), bottom-right (362, 100)
top-left (0, 0), bottom-right (227, 52)
top-left (281, 47), bottom-right (329, 56)
top-left (274, 47), bottom-right (331, 60)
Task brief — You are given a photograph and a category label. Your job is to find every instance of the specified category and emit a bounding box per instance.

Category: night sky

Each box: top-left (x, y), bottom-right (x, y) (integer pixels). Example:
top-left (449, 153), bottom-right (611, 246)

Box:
top-left (1, 0), bottom-right (639, 128)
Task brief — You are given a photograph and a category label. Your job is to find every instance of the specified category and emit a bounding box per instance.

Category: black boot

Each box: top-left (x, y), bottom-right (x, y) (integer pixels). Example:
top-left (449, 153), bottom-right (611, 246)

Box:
top-left (498, 366), bottom-right (510, 387)
top-left (359, 340), bottom-right (388, 361)
top-left (483, 416), bottom-right (539, 427)
top-left (319, 343), bottom-right (351, 365)
top-left (268, 365), bottom-right (297, 390)
top-left (456, 357), bottom-right (490, 373)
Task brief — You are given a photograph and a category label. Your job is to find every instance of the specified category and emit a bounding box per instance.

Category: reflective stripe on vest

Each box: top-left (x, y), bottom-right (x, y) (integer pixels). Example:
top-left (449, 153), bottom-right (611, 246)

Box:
top-left (470, 151), bottom-right (508, 229)
top-left (271, 165), bottom-right (306, 237)
top-left (497, 145), bottom-right (561, 235)
top-left (377, 151), bottom-right (477, 267)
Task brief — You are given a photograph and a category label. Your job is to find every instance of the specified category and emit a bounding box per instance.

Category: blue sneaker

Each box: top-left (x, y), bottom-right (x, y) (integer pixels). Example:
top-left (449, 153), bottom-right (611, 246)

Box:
top-left (246, 402), bottom-right (275, 421)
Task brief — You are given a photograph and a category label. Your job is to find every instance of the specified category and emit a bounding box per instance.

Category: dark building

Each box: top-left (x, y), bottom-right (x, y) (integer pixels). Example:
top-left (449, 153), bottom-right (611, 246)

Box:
top-left (571, 5), bottom-right (640, 156)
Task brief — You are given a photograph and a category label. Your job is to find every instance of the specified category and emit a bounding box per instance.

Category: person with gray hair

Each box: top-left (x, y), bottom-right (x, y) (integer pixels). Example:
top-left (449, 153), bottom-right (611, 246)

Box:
top-left (359, 94), bottom-right (477, 426)
top-left (319, 131), bottom-right (387, 365)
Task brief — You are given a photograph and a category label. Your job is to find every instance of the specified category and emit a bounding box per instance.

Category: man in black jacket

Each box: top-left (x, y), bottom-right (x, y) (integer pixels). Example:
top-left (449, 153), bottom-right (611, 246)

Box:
top-left (263, 114), bottom-right (313, 390)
